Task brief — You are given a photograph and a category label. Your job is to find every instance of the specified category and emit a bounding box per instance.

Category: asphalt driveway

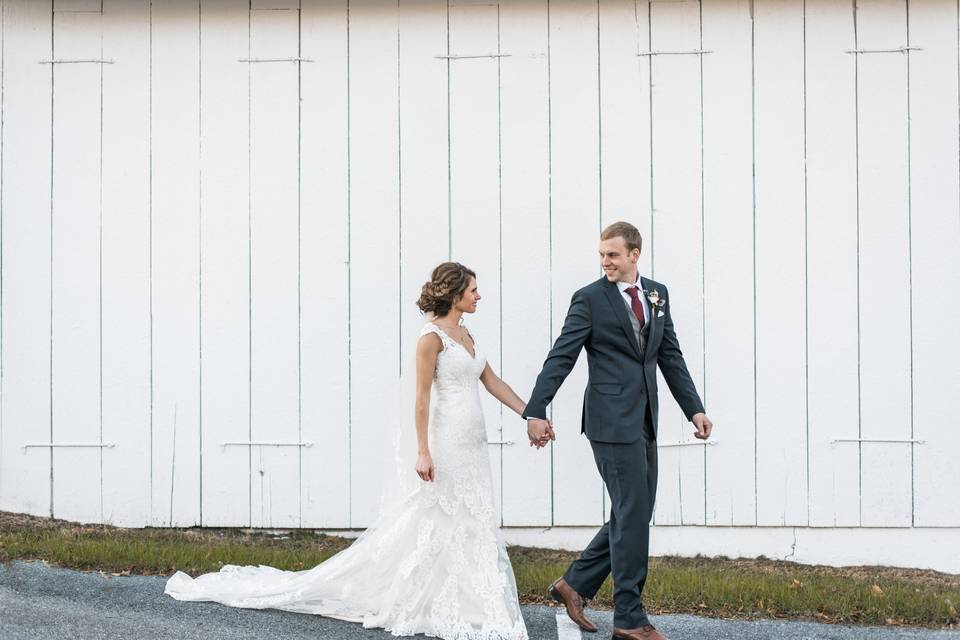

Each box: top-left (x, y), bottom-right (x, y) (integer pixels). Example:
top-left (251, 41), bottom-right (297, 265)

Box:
top-left (2, 561), bottom-right (957, 640)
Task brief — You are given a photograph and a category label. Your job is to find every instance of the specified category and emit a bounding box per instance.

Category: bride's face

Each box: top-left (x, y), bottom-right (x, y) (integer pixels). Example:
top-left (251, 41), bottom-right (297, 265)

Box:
top-left (453, 277), bottom-right (481, 314)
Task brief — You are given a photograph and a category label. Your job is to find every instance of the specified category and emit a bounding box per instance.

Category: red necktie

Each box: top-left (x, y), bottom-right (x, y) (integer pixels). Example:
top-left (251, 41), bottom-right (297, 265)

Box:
top-left (626, 286), bottom-right (646, 330)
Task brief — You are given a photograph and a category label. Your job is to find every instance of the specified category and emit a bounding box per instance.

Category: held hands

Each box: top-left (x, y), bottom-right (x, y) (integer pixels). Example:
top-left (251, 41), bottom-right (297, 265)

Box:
top-left (415, 451), bottom-right (436, 482)
top-left (692, 413), bottom-right (713, 440)
top-left (527, 418), bottom-right (556, 449)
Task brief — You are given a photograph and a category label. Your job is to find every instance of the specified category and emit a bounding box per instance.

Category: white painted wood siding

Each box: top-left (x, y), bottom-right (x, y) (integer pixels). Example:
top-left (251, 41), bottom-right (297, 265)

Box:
top-left (0, 0), bottom-right (957, 557)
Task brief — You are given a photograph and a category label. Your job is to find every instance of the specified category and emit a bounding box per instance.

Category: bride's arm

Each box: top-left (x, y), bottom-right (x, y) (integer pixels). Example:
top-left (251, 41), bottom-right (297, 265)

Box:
top-left (415, 334), bottom-right (442, 481)
top-left (480, 363), bottom-right (526, 417)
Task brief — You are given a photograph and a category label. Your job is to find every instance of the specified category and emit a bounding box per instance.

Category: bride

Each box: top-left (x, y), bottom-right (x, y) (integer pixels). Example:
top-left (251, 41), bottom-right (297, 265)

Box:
top-left (165, 262), bottom-right (544, 640)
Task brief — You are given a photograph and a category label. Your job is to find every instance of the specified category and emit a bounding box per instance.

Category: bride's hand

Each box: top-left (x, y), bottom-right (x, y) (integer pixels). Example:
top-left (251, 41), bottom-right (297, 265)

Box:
top-left (416, 452), bottom-right (436, 482)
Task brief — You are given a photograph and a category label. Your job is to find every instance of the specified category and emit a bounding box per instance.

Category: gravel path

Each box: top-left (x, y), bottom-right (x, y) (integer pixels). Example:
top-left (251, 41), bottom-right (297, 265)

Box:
top-left (2, 561), bottom-right (958, 640)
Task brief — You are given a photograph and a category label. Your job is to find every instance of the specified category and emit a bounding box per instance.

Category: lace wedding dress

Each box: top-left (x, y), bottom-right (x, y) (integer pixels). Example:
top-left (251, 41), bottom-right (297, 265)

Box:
top-left (165, 322), bottom-right (529, 640)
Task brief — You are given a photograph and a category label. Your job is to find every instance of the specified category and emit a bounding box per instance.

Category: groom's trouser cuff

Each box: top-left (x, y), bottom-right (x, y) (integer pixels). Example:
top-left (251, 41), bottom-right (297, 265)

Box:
top-left (562, 524), bottom-right (610, 599)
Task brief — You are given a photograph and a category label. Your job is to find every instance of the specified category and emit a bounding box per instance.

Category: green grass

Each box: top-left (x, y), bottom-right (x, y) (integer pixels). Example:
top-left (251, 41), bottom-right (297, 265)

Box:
top-left (1, 511), bottom-right (957, 629)
top-left (509, 548), bottom-right (960, 628)
top-left (0, 519), bottom-right (349, 576)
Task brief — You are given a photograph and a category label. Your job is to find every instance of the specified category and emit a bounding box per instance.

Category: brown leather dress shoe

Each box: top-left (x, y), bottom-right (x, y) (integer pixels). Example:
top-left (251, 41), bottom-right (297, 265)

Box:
top-left (611, 623), bottom-right (667, 640)
top-left (548, 577), bottom-right (598, 633)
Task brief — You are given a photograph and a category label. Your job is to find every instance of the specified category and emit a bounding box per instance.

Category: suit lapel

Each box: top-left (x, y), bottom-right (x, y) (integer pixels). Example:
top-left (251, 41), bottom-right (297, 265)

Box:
top-left (603, 278), bottom-right (644, 361)
top-left (640, 276), bottom-right (659, 362)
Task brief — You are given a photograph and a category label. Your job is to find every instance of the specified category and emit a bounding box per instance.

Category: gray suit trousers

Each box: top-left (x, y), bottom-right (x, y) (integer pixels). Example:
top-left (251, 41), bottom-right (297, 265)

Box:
top-left (562, 428), bottom-right (659, 629)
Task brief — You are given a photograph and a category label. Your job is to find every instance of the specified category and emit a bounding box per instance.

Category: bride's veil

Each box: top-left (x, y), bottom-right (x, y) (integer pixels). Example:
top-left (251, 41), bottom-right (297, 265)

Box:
top-left (377, 311), bottom-right (436, 518)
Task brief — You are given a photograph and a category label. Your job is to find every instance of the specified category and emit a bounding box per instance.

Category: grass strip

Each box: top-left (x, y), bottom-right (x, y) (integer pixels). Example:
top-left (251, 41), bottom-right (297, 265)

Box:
top-left (1, 512), bottom-right (957, 629)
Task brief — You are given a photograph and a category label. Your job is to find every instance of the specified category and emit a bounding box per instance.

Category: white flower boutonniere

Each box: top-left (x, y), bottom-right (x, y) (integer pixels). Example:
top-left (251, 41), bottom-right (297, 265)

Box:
top-left (644, 288), bottom-right (666, 318)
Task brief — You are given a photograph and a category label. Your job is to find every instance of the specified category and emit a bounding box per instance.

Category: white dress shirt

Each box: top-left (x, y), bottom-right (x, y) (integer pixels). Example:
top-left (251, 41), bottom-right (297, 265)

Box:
top-left (616, 275), bottom-right (650, 324)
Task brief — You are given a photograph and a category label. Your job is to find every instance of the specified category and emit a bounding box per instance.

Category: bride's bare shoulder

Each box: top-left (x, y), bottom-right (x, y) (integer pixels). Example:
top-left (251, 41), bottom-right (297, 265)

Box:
top-left (417, 325), bottom-right (444, 353)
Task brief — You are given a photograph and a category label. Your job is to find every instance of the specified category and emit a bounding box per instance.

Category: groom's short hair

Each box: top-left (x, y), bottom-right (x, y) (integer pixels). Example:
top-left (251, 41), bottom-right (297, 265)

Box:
top-left (600, 221), bottom-right (642, 254)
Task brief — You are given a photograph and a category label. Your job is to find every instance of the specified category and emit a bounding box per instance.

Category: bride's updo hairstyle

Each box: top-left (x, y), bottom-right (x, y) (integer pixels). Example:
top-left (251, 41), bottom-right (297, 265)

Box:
top-left (416, 262), bottom-right (477, 317)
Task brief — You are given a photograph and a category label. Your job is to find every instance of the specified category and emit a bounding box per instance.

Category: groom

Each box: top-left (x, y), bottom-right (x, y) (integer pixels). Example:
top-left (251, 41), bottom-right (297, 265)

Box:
top-left (523, 221), bottom-right (712, 640)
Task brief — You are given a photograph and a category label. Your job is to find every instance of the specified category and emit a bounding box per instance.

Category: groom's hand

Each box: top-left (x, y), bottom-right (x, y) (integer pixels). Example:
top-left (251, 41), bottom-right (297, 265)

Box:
top-left (527, 418), bottom-right (555, 449)
top-left (692, 413), bottom-right (712, 440)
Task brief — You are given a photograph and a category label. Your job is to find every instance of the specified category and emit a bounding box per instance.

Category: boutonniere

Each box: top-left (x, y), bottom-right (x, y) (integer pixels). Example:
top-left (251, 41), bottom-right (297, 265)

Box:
top-left (644, 288), bottom-right (666, 318)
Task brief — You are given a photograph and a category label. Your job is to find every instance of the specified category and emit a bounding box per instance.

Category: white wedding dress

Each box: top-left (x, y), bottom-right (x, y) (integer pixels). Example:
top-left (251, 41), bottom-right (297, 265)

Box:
top-left (165, 322), bottom-right (529, 640)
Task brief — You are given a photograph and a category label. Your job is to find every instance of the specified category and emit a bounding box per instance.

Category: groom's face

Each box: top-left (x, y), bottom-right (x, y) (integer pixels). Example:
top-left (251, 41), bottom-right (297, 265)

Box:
top-left (599, 236), bottom-right (640, 283)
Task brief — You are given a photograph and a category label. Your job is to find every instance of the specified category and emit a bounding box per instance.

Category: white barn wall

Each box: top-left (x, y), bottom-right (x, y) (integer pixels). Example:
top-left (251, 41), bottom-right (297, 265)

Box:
top-left (701, 0), bottom-right (755, 528)
top-left (910, 0), bottom-right (960, 528)
top-left (50, 4), bottom-right (102, 526)
top-left (0, 0), bottom-right (958, 572)
top-left (101, 0), bottom-right (151, 528)
top-left (805, 0), bottom-right (862, 529)
top-left (857, 0), bottom-right (914, 529)
top-left (448, 0), bottom-right (505, 518)
top-left (300, 0), bottom-right (351, 529)
top-left (348, 0), bottom-right (401, 528)
top-left (499, 0), bottom-right (552, 528)
top-left (549, 0), bottom-right (605, 527)
top-left (248, 4), bottom-right (302, 530)
top-left (2, 0), bottom-right (54, 519)
top-left (753, 0), bottom-right (808, 527)
top-left (199, 0), bottom-right (252, 529)
top-left (598, 0), bottom-right (651, 527)
top-left (150, 0), bottom-right (202, 528)
top-left (647, 0), bottom-right (704, 528)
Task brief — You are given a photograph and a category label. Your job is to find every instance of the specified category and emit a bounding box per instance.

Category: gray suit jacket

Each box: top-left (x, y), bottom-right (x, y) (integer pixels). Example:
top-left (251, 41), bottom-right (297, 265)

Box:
top-left (523, 275), bottom-right (705, 443)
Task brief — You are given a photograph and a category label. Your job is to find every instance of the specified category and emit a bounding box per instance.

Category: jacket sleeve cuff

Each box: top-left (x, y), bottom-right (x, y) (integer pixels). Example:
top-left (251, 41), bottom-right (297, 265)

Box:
top-left (684, 404), bottom-right (706, 421)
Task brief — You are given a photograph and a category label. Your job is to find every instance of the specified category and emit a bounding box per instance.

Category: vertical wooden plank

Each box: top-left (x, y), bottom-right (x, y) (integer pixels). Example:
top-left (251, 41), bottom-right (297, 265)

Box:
top-left (50, 9), bottom-right (102, 523)
top-left (398, 0), bottom-right (448, 361)
top-left (550, 0), bottom-right (604, 526)
top-left (0, 0), bottom-right (52, 517)
top-left (101, 0), bottom-right (151, 527)
top-left (397, 0), bottom-right (447, 454)
top-left (908, 0), bottom-right (960, 527)
top-left (151, 0), bottom-right (201, 527)
top-left (649, 0), bottom-right (705, 526)
top-left (856, 0), bottom-right (912, 527)
top-left (348, 0), bottom-right (399, 527)
top-left (599, 0), bottom-right (650, 252)
top-left (500, 0), bottom-right (552, 527)
top-left (249, 6), bottom-right (300, 528)
top-left (300, 0), bottom-right (350, 528)
top-left (701, 0), bottom-right (755, 526)
top-left (598, 0), bottom-right (650, 524)
top-left (448, 1), bottom-right (503, 520)
top-left (805, 0), bottom-right (860, 527)
top-left (753, 0), bottom-right (808, 526)
top-left (395, 0), bottom-right (449, 522)
top-left (199, 0), bottom-right (251, 527)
